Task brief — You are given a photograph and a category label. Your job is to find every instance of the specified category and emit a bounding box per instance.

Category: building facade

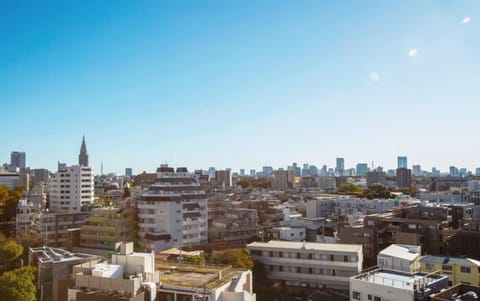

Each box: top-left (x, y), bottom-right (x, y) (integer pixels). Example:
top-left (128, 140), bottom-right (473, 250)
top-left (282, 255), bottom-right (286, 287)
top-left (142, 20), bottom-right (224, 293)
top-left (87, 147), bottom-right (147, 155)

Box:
top-left (137, 165), bottom-right (208, 252)
top-left (48, 165), bottom-right (94, 212)
top-left (248, 240), bottom-right (363, 290)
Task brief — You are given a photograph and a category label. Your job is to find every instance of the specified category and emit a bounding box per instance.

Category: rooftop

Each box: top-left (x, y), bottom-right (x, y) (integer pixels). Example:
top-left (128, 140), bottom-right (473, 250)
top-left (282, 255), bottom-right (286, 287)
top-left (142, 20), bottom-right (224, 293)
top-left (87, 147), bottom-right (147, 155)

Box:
top-left (156, 262), bottom-right (243, 290)
top-left (378, 244), bottom-right (421, 261)
top-left (247, 240), bottom-right (362, 253)
top-left (30, 246), bottom-right (98, 264)
top-left (351, 268), bottom-right (447, 291)
top-left (419, 255), bottom-right (480, 267)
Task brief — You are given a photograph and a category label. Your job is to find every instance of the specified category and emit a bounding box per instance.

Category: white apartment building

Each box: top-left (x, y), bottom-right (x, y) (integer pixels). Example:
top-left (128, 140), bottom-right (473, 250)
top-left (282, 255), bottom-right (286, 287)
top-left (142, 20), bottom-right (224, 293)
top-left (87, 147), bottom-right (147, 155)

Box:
top-left (137, 165), bottom-right (208, 252)
top-left (48, 165), bottom-right (94, 212)
top-left (349, 267), bottom-right (448, 301)
top-left (306, 197), bottom-right (398, 219)
top-left (377, 244), bottom-right (421, 272)
top-left (247, 240), bottom-right (363, 290)
top-left (16, 199), bottom-right (41, 235)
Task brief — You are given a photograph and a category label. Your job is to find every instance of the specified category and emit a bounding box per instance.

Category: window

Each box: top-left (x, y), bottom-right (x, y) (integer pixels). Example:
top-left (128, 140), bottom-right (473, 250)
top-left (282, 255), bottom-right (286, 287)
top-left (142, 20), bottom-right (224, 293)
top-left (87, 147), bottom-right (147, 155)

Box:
top-left (330, 254), bottom-right (334, 261)
top-left (368, 294), bottom-right (372, 300)
top-left (461, 266), bottom-right (471, 273)
top-left (442, 265), bottom-right (452, 271)
top-left (352, 291), bottom-right (361, 300)
top-left (344, 256), bottom-right (349, 262)
top-left (373, 297), bottom-right (381, 301)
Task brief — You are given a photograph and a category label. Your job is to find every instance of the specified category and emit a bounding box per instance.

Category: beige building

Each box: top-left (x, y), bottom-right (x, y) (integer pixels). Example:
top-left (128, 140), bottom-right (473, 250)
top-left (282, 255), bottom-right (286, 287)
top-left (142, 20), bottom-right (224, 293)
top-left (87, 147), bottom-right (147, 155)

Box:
top-left (247, 240), bottom-right (363, 290)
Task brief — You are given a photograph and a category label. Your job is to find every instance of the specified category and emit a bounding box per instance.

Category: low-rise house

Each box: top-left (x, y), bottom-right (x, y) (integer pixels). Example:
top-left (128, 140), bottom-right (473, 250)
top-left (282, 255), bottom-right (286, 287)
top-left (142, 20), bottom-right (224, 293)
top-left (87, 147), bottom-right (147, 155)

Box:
top-left (377, 244), bottom-right (421, 272)
top-left (419, 255), bottom-right (480, 287)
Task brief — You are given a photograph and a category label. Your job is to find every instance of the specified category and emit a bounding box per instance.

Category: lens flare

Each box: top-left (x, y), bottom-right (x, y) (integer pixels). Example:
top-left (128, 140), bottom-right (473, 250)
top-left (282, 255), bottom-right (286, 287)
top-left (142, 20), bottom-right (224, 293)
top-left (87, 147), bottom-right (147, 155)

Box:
top-left (408, 48), bottom-right (418, 57)
top-left (462, 16), bottom-right (471, 24)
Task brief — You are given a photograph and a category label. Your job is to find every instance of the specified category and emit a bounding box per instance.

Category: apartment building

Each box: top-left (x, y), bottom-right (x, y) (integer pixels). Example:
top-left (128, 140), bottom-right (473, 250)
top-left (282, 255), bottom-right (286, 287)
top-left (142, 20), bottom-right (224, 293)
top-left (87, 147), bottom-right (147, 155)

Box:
top-left (48, 165), bottom-right (94, 212)
top-left (77, 203), bottom-right (136, 255)
top-left (306, 197), bottom-right (397, 219)
top-left (247, 240), bottom-right (363, 290)
top-left (350, 267), bottom-right (448, 301)
top-left (137, 165), bottom-right (208, 252)
top-left (16, 198), bottom-right (41, 235)
top-left (419, 255), bottom-right (480, 287)
top-left (209, 208), bottom-right (258, 247)
top-left (39, 212), bottom-right (90, 247)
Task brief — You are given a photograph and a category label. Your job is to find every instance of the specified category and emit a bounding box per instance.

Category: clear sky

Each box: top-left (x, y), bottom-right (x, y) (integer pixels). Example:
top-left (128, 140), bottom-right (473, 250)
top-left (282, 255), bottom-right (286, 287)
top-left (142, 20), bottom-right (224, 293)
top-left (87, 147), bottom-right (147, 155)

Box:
top-left (1, 1), bottom-right (479, 175)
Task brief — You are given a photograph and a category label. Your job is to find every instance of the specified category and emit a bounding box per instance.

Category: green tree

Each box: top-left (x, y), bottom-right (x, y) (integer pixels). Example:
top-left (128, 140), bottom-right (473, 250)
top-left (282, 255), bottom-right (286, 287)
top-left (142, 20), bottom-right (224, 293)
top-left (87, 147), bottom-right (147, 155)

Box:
top-left (364, 184), bottom-right (393, 199)
top-left (183, 255), bottom-right (205, 265)
top-left (209, 248), bottom-right (253, 270)
top-left (0, 185), bottom-right (23, 236)
top-left (0, 266), bottom-right (37, 301)
top-left (1, 240), bottom-right (24, 271)
top-left (337, 183), bottom-right (363, 195)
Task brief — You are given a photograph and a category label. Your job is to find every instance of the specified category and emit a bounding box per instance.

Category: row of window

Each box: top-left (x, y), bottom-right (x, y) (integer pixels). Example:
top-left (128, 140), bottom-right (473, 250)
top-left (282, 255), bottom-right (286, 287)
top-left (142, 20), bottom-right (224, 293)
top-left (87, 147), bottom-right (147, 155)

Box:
top-left (252, 250), bottom-right (355, 262)
top-left (352, 292), bottom-right (382, 301)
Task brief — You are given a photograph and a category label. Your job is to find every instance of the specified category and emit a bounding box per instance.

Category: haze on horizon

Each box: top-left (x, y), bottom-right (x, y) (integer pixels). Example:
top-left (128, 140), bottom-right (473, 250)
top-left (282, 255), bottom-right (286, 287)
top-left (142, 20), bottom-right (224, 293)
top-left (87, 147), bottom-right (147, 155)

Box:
top-left (1, 1), bottom-right (479, 174)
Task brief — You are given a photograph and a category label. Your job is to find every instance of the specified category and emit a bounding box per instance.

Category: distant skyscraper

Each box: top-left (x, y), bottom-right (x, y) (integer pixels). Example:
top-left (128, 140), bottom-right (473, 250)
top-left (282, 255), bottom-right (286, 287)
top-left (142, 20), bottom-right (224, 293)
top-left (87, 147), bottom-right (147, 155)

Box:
top-left (396, 168), bottom-right (412, 188)
top-left (356, 163), bottom-right (368, 176)
top-left (397, 156), bottom-right (407, 169)
top-left (79, 136), bottom-right (89, 166)
top-left (239, 169), bottom-right (245, 177)
top-left (10, 151), bottom-right (26, 169)
top-left (412, 164), bottom-right (421, 176)
top-left (125, 168), bottom-right (133, 177)
top-left (250, 169), bottom-right (256, 177)
top-left (450, 166), bottom-right (459, 177)
top-left (336, 158), bottom-right (344, 176)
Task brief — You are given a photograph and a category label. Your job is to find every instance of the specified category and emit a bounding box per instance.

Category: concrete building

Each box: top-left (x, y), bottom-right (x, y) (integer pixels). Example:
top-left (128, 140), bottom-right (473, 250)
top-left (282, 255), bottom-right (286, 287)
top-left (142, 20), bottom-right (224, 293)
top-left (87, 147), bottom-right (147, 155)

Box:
top-left (77, 204), bottom-right (137, 255)
top-left (396, 168), bottom-right (412, 188)
top-left (366, 170), bottom-right (386, 186)
top-left (356, 163), bottom-right (368, 177)
top-left (68, 242), bottom-right (159, 301)
top-left (16, 198), bottom-right (42, 235)
top-left (209, 208), bottom-right (258, 247)
top-left (398, 156), bottom-right (408, 169)
top-left (377, 244), bottom-right (421, 272)
top-left (40, 212), bottom-right (90, 247)
top-left (32, 168), bottom-right (50, 184)
top-left (248, 240), bottom-right (363, 290)
top-left (349, 267), bottom-right (448, 301)
top-left (306, 197), bottom-right (397, 219)
top-left (48, 165), bottom-right (94, 212)
top-left (29, 246), bottom-right (99, 301)
top-left (276, 226), bottom-right (306, 241)
top-left (156, 262), bottom-right (256, 301)
top-left (10, 151), bottom-right (26, 169)
top-left (215, 169), bottom-right (232, 187)
top-left (316, 177), bottom-right (336, 190)
top-left (336, 158), bottom-right (345, 176)
top-left (137, 165), bottom-right (208, 252)
top-left (419, 255), bottom-right (480, 287)
top-left (0, 172), bottom-right (20, 188)
top-left (273, 169), bottom-right (290, 190)
top-left (125, 168), bottom-right (133, 177)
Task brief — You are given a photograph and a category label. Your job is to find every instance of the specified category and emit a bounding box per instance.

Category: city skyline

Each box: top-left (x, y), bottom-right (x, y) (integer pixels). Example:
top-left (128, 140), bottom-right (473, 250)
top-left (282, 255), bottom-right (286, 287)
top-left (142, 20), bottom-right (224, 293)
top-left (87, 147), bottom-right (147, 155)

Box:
top-left (1, 1), bottom-right (479, 174)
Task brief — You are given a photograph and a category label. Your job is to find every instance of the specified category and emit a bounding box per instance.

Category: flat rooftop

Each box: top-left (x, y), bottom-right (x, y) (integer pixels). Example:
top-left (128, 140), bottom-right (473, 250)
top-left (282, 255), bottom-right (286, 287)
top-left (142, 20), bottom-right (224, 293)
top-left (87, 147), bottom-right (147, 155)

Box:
top-left (156, 262), bottom-right (241, 290)
top-left (248, 240), bottom-right (362, 253)
top-left (352, 268), bottom-right (446, 290)
top-left (30, 246), bottom-right (98, 264)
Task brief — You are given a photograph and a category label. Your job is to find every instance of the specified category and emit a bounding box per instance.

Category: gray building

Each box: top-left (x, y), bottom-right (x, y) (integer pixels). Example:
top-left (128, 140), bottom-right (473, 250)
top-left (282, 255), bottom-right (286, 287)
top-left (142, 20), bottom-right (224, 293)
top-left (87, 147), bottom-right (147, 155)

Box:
top-left (10, 151), bottom-right (26, 169)
top-left (366, 170), bottom-right (386, 186)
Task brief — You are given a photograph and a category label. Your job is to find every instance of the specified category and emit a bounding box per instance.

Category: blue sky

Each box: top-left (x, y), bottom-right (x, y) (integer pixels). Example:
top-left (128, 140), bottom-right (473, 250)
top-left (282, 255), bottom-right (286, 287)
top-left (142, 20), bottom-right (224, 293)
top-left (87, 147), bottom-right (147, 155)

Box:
top-left (1, 1), bottom-right (479, 174)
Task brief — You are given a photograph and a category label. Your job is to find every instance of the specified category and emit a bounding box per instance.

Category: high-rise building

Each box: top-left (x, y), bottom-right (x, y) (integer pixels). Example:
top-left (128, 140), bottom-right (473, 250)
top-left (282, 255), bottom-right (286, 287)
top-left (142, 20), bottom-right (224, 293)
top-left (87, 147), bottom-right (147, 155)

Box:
top-left (450, 166), bottom-right (459, 177)
top-left (366, 170), bottom-right (386, 186)
top-left (125, 168), bottom-right (133, 177)
top-left (215, 169), bottom-right (231, 187)
top-left (336, 158), bottom-right (345, 176)
top-left (273, 169), bottom-right (289, 190)
top-left (137, 165), bottom-right (208, 252)
top-left (396, 168), bottom-right (412, 188)
top-left (249, 169), bottom-right (256, 177)
top-left (78, 136), bottom-right (89, 167)
top-left (412, 164), bottom-right (421, 176)
top-left (239, 169), bottom-right (245, 177)
top-left (48, 165), bottom-right (95, 212)
top-left (10, 151), bottom-right (26, 169)
top-left (356, 163), bottom-right (368, 176)
top-left (32, 168), bottom-right (50, 184)
top-left (397, 156), bottom-right (407, 169)
top-left (262, 166), bottom-right (273, 176)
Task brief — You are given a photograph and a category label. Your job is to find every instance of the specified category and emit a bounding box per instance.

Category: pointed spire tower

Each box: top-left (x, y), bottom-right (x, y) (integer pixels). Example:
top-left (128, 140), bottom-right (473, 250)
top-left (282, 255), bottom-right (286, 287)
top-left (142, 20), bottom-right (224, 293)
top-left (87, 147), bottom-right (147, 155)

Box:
top-left (79, 135), bottom-right (89, 166)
